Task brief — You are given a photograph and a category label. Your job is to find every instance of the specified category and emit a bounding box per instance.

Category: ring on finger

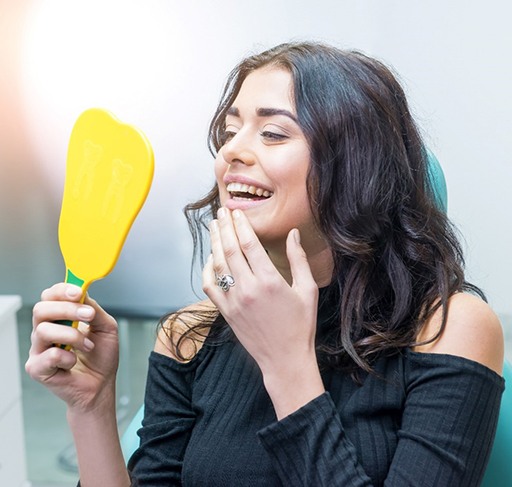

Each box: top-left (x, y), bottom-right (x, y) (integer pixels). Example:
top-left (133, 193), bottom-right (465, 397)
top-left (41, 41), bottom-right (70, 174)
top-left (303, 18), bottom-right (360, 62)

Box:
top-left (216, 273), bottom-right (235, 292)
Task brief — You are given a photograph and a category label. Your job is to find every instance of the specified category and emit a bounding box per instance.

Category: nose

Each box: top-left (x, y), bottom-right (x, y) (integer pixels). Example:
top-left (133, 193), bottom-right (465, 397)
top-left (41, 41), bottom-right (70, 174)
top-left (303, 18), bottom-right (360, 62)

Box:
top-left (221, 131), bottom-right (256, 167)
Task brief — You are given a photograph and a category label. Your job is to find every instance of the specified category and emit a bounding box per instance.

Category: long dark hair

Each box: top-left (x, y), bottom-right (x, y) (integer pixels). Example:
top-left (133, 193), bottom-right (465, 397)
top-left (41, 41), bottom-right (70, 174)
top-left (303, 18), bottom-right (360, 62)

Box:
top-left (162, 41), bottom-right (483, 372)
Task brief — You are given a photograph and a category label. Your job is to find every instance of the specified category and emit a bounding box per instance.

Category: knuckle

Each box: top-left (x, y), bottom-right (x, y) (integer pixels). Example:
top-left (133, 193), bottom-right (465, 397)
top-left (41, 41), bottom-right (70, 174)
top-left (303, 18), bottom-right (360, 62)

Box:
top-left (31, 321), bottom-right (45, 339)
top-left (32, 302), bottom-right (44, 321)
top-left (35, 320), bottom-right (52, 337)
top-left (309, 278), bottom-right (320, 292)
top-left (40, 284), bottom-right (56, 300)
top-left (240, 237), bottom-right (258, 253)
top-left (24, 358), bottom-right (34, 377)
top-left (46, 346), bottom-right (63, 365)
top-left (223, 244), bottom-right (238, 260)
top-left (238, 289), bottom-right (256, 306)
top-left (40, 282), bottom-right (63, 300)
top-left (202, 281), bottom-right (214, 296)
top-left (262, 275), bottom-right (281, 292)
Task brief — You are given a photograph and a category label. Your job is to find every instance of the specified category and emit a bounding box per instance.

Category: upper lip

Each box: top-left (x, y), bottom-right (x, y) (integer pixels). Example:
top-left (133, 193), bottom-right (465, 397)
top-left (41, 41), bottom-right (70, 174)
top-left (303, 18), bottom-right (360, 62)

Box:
top-left (223, 175), bottom-right (273, 194)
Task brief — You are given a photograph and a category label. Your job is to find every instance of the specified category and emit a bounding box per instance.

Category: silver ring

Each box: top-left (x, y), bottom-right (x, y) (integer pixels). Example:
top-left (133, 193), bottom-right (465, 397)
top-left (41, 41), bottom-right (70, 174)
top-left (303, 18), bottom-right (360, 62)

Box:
top-left (216, 274), bottom-right (235, 292)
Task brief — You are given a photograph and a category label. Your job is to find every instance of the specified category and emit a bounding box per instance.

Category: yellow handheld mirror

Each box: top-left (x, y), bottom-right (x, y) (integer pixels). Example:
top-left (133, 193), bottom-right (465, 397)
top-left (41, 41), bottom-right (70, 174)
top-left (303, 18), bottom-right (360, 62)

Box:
top-left (57, 108), bottom-right (154, 345)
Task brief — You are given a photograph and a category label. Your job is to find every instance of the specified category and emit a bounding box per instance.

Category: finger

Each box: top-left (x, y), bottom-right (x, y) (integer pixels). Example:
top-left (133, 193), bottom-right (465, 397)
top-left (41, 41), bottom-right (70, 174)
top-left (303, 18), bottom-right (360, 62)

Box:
top-left (25, 346), bottom-right (78, 382)
top-left (81, 293), bottom-right (117, 334)
top-left (202, 253), bottom-right (221, 301)
top-left (32, 300), bottom-right (95, 330)
top-left (41, 283), bottom-right (84, 303)
top-left (286, 229), bottom-right (317, 291)
top-left (202, 252), bottom-right (234, 304)
top-left (216, 208), bottom-right (252, 275)
top-left (209, 215), bottom-right (243, 292)
top-left (31, 321), bottom-right (95, 354)
top-left (209, 218), bottom-right (233, 276)
top-left (231, 209), bottom-right (275, 275)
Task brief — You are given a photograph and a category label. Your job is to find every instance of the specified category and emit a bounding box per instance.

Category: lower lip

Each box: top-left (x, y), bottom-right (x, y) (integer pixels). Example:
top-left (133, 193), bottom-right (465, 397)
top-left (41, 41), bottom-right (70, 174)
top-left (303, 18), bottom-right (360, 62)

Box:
top-left (224, 195), bottom-right (271, 211)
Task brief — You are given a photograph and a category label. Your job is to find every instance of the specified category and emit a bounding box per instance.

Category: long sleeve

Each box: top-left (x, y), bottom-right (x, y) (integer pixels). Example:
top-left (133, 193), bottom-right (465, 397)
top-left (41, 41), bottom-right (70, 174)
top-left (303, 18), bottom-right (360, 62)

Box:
top-left (257, 351), bottom-right (504, 487)
top-left (127, 351), bottom-right (201, 486)
top-left (258, 392), bottom-right (373, 486)
top-left (385, 352), bottom-right (504, 486)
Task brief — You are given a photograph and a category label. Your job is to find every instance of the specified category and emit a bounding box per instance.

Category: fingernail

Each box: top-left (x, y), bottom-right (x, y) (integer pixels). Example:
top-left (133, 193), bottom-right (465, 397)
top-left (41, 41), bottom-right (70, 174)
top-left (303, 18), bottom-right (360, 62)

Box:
top-left (293, 228), bottom-right (301, 244)
top-left (77, 306), bottom-right (93, 320)
top-left (233, 209), bottom-right (242, 219)
top-left (217, 207), bottom-right (226, 219)
top-left (84, 338), bottom-right (95, 352)
top-left (209, 220), bottom-right (219, 232)
top-left (66, 285), bottom-right (82, 298)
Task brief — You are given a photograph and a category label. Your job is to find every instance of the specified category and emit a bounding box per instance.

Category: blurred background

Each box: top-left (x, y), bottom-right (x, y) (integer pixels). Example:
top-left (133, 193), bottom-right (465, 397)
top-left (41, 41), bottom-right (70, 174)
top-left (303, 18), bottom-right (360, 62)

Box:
top-left (1, 1), bottom-right (510, 485)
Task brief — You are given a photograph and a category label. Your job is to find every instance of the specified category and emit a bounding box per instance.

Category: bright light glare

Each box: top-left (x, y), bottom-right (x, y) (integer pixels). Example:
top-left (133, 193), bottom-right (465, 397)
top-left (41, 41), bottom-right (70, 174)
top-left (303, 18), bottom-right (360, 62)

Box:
top-left (20, 0), bottom-right (181, 193)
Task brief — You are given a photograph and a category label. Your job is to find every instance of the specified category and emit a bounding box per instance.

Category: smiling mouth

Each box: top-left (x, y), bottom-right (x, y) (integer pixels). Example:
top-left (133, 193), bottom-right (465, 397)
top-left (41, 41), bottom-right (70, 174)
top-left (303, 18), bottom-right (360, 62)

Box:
top-left (226, 182), bottom-right (273, 200)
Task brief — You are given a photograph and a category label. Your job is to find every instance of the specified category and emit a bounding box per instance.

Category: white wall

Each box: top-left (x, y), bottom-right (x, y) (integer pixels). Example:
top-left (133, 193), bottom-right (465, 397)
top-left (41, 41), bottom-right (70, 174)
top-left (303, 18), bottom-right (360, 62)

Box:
top-left (369, 1), bottom-right (512, 317)
top-left (1, 0), bottom-right (510, 319)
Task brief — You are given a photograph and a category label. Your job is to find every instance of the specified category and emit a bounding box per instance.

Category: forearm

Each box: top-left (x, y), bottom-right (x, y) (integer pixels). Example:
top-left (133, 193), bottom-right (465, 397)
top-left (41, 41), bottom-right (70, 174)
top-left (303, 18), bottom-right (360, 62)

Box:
top-left (67, 391), bottom-right (130, 487)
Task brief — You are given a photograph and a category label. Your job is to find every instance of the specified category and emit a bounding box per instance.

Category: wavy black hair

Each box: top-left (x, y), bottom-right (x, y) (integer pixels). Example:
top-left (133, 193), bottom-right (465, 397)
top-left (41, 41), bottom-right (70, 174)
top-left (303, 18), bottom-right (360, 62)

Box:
top-left (162, 41), bottom-right (483, 373)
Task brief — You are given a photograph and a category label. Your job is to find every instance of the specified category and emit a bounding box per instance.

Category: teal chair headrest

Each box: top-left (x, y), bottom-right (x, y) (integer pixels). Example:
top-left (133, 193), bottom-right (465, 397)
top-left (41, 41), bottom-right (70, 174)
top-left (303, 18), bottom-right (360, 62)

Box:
top-left (426, 149), bottom-right (448, 213)
top-left (481, 361), bottom-right (511, 486)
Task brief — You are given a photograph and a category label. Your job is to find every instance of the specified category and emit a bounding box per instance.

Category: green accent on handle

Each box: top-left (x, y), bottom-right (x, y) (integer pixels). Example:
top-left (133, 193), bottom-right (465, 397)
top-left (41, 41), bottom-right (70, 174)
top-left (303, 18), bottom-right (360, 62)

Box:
top-left (57, 268), bottom-right (85, 328)
top-left (56, 269), bottom-right (86, 348)
top-left (65, 269), bottom-right (85, 287)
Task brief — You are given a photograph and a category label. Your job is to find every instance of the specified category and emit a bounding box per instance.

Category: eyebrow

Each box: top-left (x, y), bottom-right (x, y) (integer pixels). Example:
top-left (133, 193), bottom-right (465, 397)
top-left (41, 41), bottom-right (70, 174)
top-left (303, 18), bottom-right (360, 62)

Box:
top-left (226, 106), bottom-right (298, 123)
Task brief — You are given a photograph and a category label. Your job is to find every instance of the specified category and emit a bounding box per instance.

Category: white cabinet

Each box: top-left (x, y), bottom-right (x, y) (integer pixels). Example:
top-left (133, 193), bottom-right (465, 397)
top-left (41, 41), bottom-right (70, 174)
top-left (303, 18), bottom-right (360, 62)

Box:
top-left (0, 296), bottom-right (28, 486)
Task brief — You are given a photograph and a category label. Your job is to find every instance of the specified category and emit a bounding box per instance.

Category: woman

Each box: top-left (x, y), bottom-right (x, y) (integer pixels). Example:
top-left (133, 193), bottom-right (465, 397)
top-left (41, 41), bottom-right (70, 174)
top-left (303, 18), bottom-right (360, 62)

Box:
top-left (26, 42), bottom-right (504, 486)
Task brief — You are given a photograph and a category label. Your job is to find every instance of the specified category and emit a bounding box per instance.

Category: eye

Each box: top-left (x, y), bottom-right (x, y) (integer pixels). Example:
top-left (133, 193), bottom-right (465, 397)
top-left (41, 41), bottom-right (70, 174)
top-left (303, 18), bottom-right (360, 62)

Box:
top-left (220, 127), bottom-right (238, 145)
top-left (259, 130), bottom-right (288, 142)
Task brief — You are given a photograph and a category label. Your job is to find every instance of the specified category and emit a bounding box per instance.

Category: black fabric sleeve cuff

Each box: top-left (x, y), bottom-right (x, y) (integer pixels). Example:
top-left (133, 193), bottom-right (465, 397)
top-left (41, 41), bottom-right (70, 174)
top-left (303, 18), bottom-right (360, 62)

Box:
top-left (257, 392), bottom-right (373, 486)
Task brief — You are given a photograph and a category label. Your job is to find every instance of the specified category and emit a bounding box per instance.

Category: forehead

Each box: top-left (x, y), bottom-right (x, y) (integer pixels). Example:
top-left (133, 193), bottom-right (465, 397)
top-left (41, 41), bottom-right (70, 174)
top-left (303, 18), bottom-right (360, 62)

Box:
top-left (231, 67), bottom-right (295, 113)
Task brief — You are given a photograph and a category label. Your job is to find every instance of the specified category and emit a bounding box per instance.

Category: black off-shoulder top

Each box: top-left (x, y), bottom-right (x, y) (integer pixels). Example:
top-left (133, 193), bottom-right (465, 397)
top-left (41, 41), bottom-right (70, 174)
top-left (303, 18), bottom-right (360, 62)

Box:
top-left (127, 290), bottom-right (504, 486)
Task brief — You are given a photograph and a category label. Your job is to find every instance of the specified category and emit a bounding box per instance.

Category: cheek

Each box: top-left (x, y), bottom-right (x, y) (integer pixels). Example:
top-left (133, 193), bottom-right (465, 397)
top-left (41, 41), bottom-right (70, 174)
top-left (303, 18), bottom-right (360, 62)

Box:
top-left (277, 153), bottom-right (312, 221)
top-left (274, 161), bottom-right (309, 201)
top-left (214, 156), bottom-right (229, 203)
top-left (214, 154), bottom-right (224, 181)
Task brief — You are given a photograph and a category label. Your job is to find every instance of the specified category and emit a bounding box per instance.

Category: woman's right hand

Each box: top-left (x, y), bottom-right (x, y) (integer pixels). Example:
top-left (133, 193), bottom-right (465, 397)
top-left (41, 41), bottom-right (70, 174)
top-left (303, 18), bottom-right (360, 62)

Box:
top-left (25, 283), bottom-right (120, 413)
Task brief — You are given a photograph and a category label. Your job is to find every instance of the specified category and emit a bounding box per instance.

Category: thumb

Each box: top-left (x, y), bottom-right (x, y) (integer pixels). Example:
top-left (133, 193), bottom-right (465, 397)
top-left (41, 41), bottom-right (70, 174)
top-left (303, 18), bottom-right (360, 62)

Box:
top-left (286, 229), bottom-right (315, 289)
top-left (83, 293), bottom-right (117, 333)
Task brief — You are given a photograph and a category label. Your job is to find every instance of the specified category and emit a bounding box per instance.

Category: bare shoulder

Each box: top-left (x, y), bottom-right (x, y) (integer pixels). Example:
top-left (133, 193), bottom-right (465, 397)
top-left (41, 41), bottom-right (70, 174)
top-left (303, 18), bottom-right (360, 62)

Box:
top-left (414, 293), bottom-right (504, 375)
top-left (154, 299), bottom-right (216, 361)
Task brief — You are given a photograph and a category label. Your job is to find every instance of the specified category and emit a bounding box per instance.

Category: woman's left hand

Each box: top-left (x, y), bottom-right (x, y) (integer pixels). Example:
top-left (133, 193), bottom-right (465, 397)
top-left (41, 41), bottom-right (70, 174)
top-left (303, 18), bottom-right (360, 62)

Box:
top-left (203, 208), bottom-right (325, 418)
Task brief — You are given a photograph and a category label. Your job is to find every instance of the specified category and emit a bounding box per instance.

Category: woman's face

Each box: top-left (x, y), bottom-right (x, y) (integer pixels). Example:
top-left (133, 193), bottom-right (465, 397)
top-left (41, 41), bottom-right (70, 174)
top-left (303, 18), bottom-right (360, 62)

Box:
top-left (214, 67), bottom-right (320, 251)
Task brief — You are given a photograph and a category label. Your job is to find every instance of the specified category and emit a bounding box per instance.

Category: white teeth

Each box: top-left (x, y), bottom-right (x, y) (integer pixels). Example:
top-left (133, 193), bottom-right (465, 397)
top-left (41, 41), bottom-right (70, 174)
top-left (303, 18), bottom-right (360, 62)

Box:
top-left (226, 182), bottom-right (273, 198)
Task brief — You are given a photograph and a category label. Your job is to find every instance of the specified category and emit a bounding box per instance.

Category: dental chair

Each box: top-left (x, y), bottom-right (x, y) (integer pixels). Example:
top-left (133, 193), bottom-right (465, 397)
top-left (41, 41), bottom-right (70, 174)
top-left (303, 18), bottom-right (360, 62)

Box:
top-left (481, 360), bottom-right (512, 487)
top-left (119, 152), bottom-right (510, 486)
top-left (121, 403), bottom-right (145, 460)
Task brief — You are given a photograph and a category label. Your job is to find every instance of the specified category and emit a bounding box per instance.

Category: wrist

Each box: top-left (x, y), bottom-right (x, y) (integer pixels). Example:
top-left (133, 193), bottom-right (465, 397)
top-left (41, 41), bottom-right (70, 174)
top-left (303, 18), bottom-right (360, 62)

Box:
top-left (262, 356), bottom-right (325, 420)
top-left (66, 386), bottom-right (130, 487)
top-left (67, 382), bottom-right (117, 421)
